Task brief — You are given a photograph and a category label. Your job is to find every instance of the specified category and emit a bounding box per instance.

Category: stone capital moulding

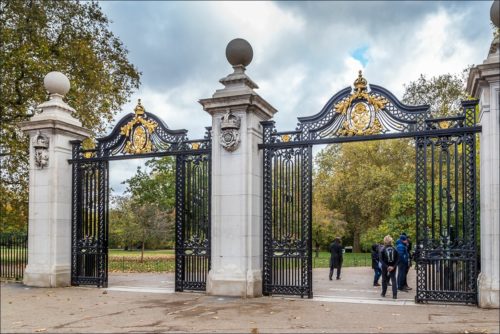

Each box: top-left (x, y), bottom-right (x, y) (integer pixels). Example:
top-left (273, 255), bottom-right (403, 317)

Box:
top-left (219, 110), bottom-right (241, 152)
top-left (32, 131), bottom-right (49, 168)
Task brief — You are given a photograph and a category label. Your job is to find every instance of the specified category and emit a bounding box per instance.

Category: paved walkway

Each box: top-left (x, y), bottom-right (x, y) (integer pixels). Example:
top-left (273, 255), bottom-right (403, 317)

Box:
top-left (107, 266), bottom-right (416, 305)
top-left (2, 267), bottom-right (498, 333)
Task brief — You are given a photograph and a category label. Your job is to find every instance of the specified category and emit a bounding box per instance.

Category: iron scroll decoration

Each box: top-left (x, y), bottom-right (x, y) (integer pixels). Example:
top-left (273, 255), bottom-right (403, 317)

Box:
top-left (72, 99), bottom-right (212, 160)
top-left (70, 100), bottom-right (212, 291)
top-left (261, 71), bottom-right (480, 304)
top-left (262, 71), bottom-right (433, 145)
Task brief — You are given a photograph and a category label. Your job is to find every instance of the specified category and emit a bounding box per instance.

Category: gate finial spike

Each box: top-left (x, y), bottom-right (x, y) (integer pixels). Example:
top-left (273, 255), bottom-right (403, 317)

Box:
top-left (134, 99), bottom-right (145, 116)
top-left (354, 70), bottom-right (368, 92)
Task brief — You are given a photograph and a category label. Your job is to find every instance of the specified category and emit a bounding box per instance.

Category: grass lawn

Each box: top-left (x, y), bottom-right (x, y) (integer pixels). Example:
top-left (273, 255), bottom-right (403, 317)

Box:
top-left (109, 249), bottom-right (174, 257)
top-left (312, 251), bottom-right (371, 268)
top-left (107, 249), bottom-right (371, 273)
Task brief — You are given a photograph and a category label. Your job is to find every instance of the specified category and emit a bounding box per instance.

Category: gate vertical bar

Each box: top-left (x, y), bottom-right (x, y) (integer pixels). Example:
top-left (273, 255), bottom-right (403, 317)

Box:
top-left (175, 155), bottom-right (185, 292)
top-left (415, 135), bottom-right (428, 303)
top-left (262, 122), bottom-right (274, 296)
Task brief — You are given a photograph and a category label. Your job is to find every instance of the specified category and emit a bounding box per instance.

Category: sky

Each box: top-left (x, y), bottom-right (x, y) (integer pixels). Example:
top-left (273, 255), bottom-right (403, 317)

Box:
top-left (99, 1), bottom-right (494, 194)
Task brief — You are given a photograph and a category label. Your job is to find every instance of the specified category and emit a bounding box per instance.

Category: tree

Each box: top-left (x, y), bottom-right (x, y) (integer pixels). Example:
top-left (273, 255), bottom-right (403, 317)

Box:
top-left (117, 157), bottom-right (177, 259)
top-left (312, 162), bottom-right (346, 257)
top-left (314, 140), bottom-right (415, 252)
top-left (360, 183), bottom-right (416, 251)
top-left (109, 194), bottom-right (141, 250)
top-left (402, 73), bottom-right (468, 117)
top-left (0, 0), bottom-right (140, 232)
top-left (311, 197), bottom-right (346, 257)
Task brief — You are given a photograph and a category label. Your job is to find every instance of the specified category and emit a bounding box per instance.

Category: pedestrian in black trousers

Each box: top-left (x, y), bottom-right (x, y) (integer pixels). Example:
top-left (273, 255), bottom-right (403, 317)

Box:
top-left (379, 235), bottom-right (400, 299)
top-left (329, 237), bottom-right (343, 280)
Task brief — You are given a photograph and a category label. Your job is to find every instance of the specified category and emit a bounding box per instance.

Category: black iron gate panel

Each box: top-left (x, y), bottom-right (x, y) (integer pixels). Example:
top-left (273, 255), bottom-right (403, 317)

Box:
top-left (175, 153), bottom-right (211, 291)
top-left (260, 73), bottom-right (480, 304)
top-left (263, 125), bottom-right (313, 297)
top-left (70, 101), bottom-right (212, 289)
top-left (415, 102), bottom-right (479, 304)
top-left (71, 144), bottom-right (109, 287)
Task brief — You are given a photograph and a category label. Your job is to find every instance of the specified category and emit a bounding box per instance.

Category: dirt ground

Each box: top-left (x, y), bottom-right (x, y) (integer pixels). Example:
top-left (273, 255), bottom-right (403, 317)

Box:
top-left (1, 267), bottom-right (498, 333)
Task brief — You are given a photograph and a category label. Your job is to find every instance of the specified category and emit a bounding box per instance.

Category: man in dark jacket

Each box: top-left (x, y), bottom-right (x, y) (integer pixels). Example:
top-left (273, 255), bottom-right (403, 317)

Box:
top-left (380, 235), bottom-right (399, 299)
top-left (396, 234), bottom-right (410, 292)
top-left (329, 237), bottom-right (343, 280)
top-left (371, 243), bottom-right (382, 286)
top-left (401, 232), bottom-right (413, 290)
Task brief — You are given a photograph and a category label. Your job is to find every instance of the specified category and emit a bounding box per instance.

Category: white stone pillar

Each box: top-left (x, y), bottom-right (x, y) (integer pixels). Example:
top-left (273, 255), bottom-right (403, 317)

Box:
top-left (19, 72), bottom-right (91, 287)
top-left (199, 39), bottom-right (277, 297)
top-left (467, 20), bottom-right (500, 308)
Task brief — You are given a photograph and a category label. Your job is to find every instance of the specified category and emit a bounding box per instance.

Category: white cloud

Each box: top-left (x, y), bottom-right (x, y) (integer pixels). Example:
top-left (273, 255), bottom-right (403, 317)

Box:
top-left (99, 1), bottom-right (493, 194)
top-left (206, 1), bottom-right (305, 66)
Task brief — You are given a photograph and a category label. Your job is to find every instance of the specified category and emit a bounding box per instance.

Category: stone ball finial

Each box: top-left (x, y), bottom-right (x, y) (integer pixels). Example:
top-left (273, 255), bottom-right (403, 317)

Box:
top-left (226, 38), bottom-right (253, 67)
top-left (44, 71), bottom-right (70, 96)
top-left (491, 1), bottom-right (500, 28)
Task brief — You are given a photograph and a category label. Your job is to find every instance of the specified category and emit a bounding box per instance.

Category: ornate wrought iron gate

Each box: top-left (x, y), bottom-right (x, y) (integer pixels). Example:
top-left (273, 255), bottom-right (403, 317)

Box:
top-left (175, 153), bottom-right (211, 291)
top-left (415, 102), bottom-right (479, 304)
top-left (262, 143), bottom-right (313, 298)
top-left (70, 101), bottom-right (211, 290)
top-left (71, 158), bottom-right (109, 287)
top-left (261, 72), bottom-right (480, 304)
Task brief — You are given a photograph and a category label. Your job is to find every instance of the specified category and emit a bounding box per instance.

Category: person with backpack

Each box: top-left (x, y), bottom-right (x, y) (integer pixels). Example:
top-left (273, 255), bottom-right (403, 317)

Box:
top-left (396, 234), bottom-right (410, 292)
top-left (329, 237), bottom-right (343, 280)
top-left (371, 243), bottom-right (382, 286)
top-left (379, 235), bottom-right (399, 299)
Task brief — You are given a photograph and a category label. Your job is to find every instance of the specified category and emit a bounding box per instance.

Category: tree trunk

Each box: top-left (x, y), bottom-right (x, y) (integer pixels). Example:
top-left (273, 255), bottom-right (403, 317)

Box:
top-left (315, 243), bottom-right (319, 258)
top-left (353, 230), bottom-right (361, 253)
top-left (141, 230), bottom-right (145, 263)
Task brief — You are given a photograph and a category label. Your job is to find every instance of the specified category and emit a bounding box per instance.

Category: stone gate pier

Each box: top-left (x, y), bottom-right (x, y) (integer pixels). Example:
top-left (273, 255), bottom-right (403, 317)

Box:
top-left (466, 0), bottom-right (500, 308)
top-left (200, 39), bottom-right (277, 297)
top-left (19, 72), bottom-right (91, 287)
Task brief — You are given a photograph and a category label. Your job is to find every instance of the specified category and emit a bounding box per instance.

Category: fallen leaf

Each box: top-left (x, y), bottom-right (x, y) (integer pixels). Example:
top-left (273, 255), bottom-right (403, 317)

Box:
top-left (212, 316), bottom-right (219, 320)
top-left (391, 313), bottom-right (400, 316)
top-left (251, 328), bottom-right (259, 334)
top-left (34, 329), bottom-right (46, 332)
top-left (102, 291), bottom-right (108, 294)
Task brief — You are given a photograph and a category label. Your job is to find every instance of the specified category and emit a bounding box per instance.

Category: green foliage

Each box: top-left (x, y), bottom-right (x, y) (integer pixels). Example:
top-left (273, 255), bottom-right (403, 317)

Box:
top-left (0, 0), bottom-right (140, 232)
top-left (360, 183), bottom-right (416, 251)
top-left (312, 170), bottom-right (346, 254)
top-left (402, 73), bottom-right (467, 117)
top-left (109, 157), bottom-right (176, 251)
top-left (314, 140), bottom-right (415, 252)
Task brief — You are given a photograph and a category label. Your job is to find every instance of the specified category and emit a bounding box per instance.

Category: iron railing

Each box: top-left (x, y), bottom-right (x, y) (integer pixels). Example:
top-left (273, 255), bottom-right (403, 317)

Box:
top-left (0, 233), bottom-right (28, 281)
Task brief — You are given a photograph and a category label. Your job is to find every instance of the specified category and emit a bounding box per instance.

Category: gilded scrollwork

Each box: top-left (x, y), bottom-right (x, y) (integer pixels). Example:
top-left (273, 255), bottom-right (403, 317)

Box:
top-left (334, 71), bottom-right (388, 136)
top-left (120, 99), bottom-right (158, 154)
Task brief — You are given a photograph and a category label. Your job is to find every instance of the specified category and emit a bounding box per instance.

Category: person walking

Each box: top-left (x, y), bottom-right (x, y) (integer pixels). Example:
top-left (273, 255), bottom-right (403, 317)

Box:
top-left (371, 243), bottom-right (382, 286)
top-left (401, 232), bottom-right (413, 290)
top-left (396, 234), bottom-right (410, 292)
top-left (329, 237), bottom-right (343, 280)
top-left (380, 235), bottom-right (399, 299)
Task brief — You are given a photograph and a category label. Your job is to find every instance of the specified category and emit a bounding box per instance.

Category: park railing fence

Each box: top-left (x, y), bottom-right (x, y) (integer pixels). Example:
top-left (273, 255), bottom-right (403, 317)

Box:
top-left (0, 233), bottom-right (28, 281)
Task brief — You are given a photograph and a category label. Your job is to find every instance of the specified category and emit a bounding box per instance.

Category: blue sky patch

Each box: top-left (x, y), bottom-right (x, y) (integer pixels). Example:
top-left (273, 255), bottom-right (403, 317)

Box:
top-left (351, 45), bottom-right (369, 66)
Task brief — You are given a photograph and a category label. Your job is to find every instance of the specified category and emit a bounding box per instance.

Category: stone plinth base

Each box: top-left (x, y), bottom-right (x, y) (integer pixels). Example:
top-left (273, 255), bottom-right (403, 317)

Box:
top-left (478, 273), bottom-right (500, 308)
top-left (23, 265), bottom-right (70, 288)
top-left (207, 270), bottom-right (262, 298)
